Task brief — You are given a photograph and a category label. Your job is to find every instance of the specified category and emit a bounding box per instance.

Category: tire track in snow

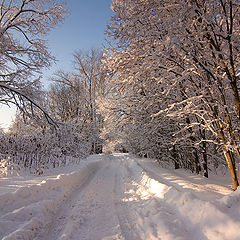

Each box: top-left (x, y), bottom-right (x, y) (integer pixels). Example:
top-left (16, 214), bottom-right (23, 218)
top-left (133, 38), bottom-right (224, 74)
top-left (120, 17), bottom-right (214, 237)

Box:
top-left (37, 158), bottom-right (124, 240)
top-left (35, 161), bottom-right (103, 240)
top-left (113, 158), bottom-right (143, 240)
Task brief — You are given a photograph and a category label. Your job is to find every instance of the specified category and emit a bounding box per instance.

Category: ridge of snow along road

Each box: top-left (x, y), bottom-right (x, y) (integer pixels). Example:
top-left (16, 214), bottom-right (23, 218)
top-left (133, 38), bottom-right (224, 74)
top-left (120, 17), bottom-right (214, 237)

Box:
top-left (131, 158), bottom-right (240, 240)
top-left (0, 158), bottom-right (105, 240)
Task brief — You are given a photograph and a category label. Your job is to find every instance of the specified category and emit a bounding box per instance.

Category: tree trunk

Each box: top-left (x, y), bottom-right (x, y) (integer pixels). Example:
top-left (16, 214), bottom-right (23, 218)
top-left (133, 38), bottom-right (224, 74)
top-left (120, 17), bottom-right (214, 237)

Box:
top-left (224, 149), bottom-right (239, 190)
top-left (193, 149), bottom-right (201, 174)
top-left (201, 128), bottom-right (208, 178)
top-left (211, 102), bottom-right (239, 190)
top-left (202, 147), bottom-right (208, 178)
top-left (172, 145), bottom-right (180, 169)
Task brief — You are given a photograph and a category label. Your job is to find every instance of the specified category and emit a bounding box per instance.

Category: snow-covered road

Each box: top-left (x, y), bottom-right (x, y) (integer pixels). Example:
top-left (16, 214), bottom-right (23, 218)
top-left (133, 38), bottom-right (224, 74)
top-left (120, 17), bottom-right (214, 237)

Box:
top-left (36, 155), bottom-right (196, 240)
top-left (1, 154), bottom-right (240, 240)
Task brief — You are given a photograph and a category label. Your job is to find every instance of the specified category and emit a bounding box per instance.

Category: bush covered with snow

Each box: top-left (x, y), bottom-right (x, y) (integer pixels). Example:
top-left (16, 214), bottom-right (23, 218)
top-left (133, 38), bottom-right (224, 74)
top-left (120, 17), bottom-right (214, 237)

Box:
top-left (0, 124), bottom-right (90, 175)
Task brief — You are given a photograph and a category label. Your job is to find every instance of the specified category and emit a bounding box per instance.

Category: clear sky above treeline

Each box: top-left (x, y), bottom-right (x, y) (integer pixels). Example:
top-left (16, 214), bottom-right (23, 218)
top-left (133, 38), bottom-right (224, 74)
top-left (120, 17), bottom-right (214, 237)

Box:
top-left (0, 0), bottom-right (113, 130)
top-left (43, 0), bottom-right (113, 84)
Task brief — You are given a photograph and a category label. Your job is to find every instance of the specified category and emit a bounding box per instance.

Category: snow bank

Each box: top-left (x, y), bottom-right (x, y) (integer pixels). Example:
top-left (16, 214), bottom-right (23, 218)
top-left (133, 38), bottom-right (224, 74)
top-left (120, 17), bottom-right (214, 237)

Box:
top-left (0, 159), bottom-right (103, 240)
top-left (137, 164), bottom-right (240, 240)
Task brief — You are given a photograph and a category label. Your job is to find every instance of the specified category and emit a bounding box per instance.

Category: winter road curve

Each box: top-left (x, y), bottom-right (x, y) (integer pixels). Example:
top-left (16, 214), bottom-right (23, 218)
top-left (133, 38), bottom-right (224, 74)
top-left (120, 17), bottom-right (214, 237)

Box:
top-left (2, 153), bottom-right (239, 240)
top-left (35, 154), bottom-right (203, 240)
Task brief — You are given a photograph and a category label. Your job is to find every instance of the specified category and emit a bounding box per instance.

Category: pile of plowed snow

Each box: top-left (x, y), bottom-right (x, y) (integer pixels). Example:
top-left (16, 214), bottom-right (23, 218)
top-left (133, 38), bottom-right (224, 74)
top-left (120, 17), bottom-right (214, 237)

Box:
top-left (0, 159), bottom-right (103, 240)
top-left (133, 158), bottom-right (240, 240)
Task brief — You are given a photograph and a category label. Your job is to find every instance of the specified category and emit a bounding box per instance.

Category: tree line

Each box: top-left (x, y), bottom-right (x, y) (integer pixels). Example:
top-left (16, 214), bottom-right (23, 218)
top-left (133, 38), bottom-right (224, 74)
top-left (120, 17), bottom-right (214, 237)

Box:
top-left (100, 0), bottom-right (240, 190)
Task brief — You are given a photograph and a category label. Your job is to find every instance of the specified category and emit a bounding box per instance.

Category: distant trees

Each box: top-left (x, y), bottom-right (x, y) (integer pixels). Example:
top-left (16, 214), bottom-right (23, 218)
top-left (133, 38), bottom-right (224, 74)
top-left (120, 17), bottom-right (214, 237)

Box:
top-left (103, 0), bottom-right (240, 189)
top-left (47, 49), bottom-right (106, 154)
top-left (0, 120), bottom-right (89, 173)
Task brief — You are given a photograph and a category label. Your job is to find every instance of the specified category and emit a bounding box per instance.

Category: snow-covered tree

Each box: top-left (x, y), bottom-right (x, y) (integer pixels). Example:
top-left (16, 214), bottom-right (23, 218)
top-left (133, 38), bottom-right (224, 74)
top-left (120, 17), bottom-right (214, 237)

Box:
top-left (103, 0), bottom-right (240, 189)
top-left (48, 49), bottom-right (106, 154)
top-left (0, 113), bottom-right (89, 172)
top-left (0, 0), bottom-right (67, 123)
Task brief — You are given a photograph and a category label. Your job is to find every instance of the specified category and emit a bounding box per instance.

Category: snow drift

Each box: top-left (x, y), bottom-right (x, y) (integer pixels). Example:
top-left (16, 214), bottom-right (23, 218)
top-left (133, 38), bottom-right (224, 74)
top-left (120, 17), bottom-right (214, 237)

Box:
top-left (133, 159), bottom-right (240, 240)
top-left (0, 159), bottom-right (103, 240)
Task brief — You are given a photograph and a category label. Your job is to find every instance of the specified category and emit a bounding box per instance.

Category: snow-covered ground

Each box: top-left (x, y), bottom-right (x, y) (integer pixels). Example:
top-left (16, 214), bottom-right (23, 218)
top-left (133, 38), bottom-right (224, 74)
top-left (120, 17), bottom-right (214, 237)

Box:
top-left (0, 153), bottom-right (239, 240)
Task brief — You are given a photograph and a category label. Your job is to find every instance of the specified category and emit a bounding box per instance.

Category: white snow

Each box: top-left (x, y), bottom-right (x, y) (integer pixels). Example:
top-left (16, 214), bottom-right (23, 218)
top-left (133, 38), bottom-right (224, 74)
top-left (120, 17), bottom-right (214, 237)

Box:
top-left (0, 153), bottom-right (239, 240)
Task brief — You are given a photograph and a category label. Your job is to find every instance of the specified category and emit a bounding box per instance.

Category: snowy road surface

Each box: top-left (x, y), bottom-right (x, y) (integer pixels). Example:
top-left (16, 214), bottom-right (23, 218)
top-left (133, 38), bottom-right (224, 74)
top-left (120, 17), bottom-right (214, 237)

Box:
top-left (1, 153), bottom-right (240, 240)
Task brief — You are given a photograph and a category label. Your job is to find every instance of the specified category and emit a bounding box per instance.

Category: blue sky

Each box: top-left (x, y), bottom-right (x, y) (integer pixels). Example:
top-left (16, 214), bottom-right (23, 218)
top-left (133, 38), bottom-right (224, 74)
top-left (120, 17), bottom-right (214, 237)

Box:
top-left (43, 0), bottom-right (113, 83)
top-left (0, 0), bottom-right (113, 130)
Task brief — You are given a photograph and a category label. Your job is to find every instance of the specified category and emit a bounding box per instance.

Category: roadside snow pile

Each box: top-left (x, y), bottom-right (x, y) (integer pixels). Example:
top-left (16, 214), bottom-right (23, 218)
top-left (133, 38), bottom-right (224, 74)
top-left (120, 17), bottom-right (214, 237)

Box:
top-left (0, 160), bottom-right (103, 240)
top-left (136, 162), bottom-right (240, 240)
top-left (218, 188), bottom-right (240, 218)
